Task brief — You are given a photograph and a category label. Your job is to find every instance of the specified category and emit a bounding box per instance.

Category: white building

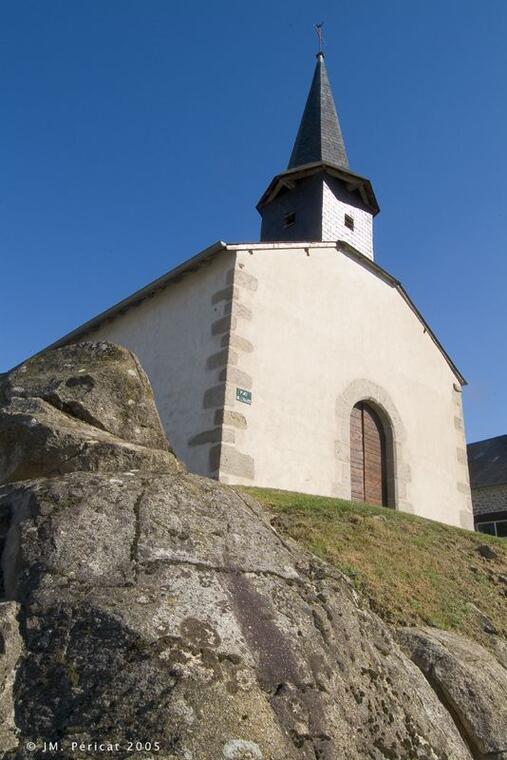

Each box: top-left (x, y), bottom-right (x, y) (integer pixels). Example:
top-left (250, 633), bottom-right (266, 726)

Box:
top-left (44, 52), bottom-right (473, 528)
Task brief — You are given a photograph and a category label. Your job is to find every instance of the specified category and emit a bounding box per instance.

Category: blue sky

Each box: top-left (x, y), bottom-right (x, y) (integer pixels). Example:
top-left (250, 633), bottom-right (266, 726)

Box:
top-left (1, 0), bottom-right (506, 443)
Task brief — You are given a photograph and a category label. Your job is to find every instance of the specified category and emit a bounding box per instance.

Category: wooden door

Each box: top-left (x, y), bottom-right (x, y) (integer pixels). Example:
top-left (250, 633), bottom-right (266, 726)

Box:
top-left (350, 402), bottom-right (387, 506)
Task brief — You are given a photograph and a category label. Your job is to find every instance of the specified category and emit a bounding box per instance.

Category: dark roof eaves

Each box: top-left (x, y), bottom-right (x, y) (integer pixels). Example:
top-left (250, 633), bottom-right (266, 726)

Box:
top-left (471, 478), bottom-right (507, 489)
top-left (10, 240), bottom-right (228, 372)
top-left (12, 238), bottom-right (466, 388)
top-left (257, 162), bottom-right (379, 215)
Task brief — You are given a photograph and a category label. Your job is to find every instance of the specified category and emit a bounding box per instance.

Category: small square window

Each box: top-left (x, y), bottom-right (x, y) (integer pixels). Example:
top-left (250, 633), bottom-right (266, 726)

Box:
top-left (344, 214), bottom-right (354, 230)
top-left (284, 211), bottom-right (296, 228)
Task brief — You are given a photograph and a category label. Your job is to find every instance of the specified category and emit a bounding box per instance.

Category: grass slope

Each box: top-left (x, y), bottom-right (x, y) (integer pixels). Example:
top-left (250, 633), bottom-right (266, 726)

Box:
top-left (242, 487), bottom-right (507, 651)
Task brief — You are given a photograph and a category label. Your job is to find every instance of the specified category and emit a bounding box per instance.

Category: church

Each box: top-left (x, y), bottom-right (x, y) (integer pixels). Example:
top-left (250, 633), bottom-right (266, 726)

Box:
top-left (45, 51), bottom-right (473, 529)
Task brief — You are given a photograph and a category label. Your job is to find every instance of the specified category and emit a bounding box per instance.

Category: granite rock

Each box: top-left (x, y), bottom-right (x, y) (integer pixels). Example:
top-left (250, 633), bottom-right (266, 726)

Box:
top-left (0, 342), bottom-right (502, 759)
top-left (397, 626), bottom-right (507, 760)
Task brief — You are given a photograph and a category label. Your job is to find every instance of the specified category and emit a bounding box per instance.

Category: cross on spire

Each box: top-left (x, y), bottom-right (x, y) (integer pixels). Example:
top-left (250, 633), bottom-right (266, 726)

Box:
top-left (314, 22), bottom-right (324, 54)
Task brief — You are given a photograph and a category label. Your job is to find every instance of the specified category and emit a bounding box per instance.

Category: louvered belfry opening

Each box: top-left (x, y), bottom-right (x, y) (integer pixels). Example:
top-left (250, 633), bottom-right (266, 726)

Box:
top-left (350, 401), bottom-right (388, 507)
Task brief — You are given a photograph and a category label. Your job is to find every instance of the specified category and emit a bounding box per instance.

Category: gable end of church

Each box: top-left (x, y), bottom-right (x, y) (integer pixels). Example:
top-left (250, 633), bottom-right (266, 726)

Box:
top-left (21, 48), bottom-right (472, 530)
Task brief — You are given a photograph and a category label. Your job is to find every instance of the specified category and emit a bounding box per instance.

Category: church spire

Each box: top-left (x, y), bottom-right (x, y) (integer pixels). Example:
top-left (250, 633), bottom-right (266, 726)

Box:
top-left (288, 52), bottom-right (349, 171)
top-left (257, 50), bottom-right (379, 255)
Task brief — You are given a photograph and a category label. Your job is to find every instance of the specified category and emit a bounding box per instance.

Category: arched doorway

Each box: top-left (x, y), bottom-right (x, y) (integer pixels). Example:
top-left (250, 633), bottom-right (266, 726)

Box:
top-left (350, 401), bottom-right (389, 506)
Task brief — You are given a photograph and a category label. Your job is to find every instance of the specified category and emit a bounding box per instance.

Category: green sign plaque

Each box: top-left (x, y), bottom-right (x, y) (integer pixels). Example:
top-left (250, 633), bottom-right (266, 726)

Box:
top-left (236, 387), bottom-right (252, 405)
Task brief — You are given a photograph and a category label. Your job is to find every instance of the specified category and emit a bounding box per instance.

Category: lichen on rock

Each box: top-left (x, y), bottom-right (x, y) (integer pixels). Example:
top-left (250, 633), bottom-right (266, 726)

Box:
top-left (397, 626), bottom-right (507, 759)
top-left (0, 341), bottom-right (504, 759)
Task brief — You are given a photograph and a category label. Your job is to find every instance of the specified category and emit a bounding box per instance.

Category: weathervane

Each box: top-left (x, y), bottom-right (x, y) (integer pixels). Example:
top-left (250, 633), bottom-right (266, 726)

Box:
top-left (314, 22), bottom-right (324, 54)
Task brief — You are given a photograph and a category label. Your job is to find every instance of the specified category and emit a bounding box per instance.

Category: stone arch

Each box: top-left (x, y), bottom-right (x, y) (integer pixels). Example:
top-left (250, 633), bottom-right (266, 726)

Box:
top-left (335, 379), bottom-right (412, 512)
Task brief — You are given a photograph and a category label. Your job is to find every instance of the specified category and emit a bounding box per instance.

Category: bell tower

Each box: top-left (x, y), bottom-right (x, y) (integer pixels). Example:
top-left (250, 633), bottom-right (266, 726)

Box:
top-left (257, 52), bottom-right (379, 260)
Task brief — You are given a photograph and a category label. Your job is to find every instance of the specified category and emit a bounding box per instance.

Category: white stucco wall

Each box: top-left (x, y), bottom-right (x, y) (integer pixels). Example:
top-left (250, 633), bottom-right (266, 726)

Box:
top-left (79, 250), bottom-right (234, 476)
top-left (70, 239), bottom-right (471, 528)
top-left (220, 243), bottom-right (472, 529)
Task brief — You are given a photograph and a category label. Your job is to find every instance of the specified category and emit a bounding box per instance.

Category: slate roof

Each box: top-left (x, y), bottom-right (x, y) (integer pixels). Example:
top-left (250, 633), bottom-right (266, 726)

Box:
top-left (288, 52), bottom-right (349, 170)
top-left (467, 435), bottom-right (507, 488)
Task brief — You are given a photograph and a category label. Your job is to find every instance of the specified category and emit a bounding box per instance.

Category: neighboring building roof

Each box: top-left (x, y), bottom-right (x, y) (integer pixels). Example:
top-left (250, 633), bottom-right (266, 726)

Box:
top-left (17, 240), bottom-right (466, 386)
top-left (467, 435), bottom-right (507, 488)
top-left (288, 52), bottom-right (349, 170)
